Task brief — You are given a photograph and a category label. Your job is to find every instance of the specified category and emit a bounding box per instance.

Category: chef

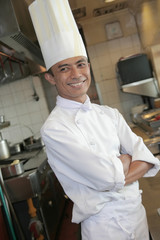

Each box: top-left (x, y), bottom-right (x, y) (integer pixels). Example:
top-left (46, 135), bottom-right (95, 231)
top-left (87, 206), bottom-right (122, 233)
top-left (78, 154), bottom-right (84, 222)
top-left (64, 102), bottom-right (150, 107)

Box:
top-left (29, 1), bottom-right (160, 239)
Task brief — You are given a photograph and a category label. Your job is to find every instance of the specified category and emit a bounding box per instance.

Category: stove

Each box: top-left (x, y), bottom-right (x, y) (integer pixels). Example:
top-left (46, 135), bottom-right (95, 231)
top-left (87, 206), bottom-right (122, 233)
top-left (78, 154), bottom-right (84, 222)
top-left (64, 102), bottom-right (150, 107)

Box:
top-left (1, 147), bottom-right (66, 240)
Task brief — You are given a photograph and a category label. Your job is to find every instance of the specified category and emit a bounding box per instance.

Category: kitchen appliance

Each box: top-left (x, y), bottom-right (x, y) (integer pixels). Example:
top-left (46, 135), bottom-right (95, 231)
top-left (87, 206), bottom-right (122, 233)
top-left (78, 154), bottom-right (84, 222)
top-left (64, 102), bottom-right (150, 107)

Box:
top-left (1, 160), bottom-right (24, 179)
top-left (117, 53), bottom-right (160, 98)
top-left (0, 0), bottom-right (46, 75)
top-left (0, 133), bottom-right (10, 160)
top-left (1, 148), bottom-right (66, 240)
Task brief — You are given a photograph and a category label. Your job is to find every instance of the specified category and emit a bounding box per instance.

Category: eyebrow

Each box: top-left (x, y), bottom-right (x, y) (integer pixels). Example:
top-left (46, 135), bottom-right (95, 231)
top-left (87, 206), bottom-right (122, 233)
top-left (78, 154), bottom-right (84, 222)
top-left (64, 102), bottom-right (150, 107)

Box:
top-left (58, 58), bottom-right (87, 69)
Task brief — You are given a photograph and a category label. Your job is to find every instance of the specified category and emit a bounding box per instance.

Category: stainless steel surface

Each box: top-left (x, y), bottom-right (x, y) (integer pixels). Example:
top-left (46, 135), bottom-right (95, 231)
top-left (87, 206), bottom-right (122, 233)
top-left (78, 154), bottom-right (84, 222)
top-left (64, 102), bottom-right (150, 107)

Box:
top-left (2, 147), bottom-right (66, 240)
top-left (1, 162), bottom-right (24, 179)
top-left (3, 148), bottom-right (48, 202)
top-left (0, 115), bottom-right (5, 123)
top-left (0, 0), bottom-right (45, 69)
top-left (0, 135), bottom-right (10, 160)
top-left (139, 171), bottom-right (160, 240)
top-left (121, 78), bottom-right (160, 98)
top-left (144, 137), bottom-right (160, 155)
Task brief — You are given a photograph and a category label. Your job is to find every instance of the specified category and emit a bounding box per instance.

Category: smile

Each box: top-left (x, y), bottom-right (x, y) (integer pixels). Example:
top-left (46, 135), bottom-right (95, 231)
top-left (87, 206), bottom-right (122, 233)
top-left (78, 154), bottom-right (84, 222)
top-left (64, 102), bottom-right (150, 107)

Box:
top-left (67, 80), bottom-right (86, 87)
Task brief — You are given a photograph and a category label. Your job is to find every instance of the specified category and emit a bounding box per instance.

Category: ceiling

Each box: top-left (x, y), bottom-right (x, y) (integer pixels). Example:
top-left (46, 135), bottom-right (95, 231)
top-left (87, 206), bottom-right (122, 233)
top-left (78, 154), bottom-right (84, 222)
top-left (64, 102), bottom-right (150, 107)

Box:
top-left (68, 0), bottom-right (153, 20)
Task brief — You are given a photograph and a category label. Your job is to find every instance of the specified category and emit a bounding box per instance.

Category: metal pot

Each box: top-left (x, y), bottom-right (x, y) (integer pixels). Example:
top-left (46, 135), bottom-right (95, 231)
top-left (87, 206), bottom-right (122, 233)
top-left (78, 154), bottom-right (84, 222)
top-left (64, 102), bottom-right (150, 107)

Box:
top-left (1, 161), bottom-right (24, 179)
top-left (0, 139), bottom-right (10, 160)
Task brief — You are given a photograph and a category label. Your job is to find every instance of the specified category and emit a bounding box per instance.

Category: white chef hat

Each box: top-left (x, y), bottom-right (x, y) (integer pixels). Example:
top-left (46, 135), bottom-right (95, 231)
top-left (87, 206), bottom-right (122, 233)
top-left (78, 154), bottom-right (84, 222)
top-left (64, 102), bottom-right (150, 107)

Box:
top-left (29, 0), bottom-right (87, 70)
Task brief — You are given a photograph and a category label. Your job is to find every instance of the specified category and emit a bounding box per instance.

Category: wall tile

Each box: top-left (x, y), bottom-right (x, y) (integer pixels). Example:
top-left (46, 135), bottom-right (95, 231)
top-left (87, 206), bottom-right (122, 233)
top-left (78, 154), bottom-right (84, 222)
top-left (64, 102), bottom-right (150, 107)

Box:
top-left (0, 76), bottom-right (49, 145)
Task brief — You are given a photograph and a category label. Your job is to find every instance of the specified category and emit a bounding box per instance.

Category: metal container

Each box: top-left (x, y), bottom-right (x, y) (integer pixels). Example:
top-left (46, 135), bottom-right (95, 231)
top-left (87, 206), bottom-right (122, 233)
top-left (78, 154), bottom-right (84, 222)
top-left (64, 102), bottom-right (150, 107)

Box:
top-left (0, 133), bottom-right (10, 160)
top-left (1, 161), bottom-right (24, 179)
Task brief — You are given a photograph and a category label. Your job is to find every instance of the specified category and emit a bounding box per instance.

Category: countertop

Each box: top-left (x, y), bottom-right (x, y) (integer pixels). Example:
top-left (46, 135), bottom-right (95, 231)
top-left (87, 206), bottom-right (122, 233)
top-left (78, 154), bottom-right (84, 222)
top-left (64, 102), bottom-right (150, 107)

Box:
top-left (132, 125), bottom-right (160, 240)
top-left (1, 147), bottom-right (49, 203)
top-left (139, 173), bottom-right (160, 240)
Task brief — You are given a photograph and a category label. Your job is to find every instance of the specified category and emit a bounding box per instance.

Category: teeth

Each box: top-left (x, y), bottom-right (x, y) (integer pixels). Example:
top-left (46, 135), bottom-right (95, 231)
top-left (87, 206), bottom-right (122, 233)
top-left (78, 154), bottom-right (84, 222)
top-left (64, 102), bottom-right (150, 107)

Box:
top-left (69, 82), bottom-right (83, 86)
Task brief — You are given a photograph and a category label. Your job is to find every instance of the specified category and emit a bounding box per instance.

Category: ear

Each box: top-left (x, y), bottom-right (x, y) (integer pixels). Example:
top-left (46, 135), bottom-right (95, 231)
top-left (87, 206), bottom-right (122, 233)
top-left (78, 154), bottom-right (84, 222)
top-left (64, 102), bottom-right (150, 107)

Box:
top-left (44, 73), bottom-right (56, 85)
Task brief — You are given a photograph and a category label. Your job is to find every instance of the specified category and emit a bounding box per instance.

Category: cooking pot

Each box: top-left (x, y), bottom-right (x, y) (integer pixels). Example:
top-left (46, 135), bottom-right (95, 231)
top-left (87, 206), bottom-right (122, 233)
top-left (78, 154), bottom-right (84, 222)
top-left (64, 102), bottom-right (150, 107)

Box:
top-left (1, 160), bottom-right (24, 179)
top-left (0, 134), bottom-right (10, 160)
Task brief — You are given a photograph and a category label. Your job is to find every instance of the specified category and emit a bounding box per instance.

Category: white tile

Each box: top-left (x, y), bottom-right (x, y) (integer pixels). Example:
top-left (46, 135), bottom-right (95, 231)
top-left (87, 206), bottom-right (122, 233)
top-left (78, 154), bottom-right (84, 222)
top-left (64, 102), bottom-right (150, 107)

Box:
top-left (100, 66), bottom-right (116, 80)
top-left (40, 109), bottom-right (49, 122)
top-left (9, 116), bottom-right (19, 126)
top-left (87, 45), bottom-right (97, 59)
top-left (33, 76), bottom-right (42, 87)
top-left (94, 42), bottom-right (109, 57)
top-left (108, 39), bottom-right (121, 53)
top-left (13, 91), bottom-right (25, 104)
top-left (31, 122), bottom-right (43, 136)
top-left (9, 126), bottom-right (23, 144)
top-left (90, 57), bottom-right (100, 71)
top-left (36, 86), bottom-right (45, 98)
top-left (24, 88), bottom-right (34, 101)
top-left (107, 90), bottom-right (120, 105)
top-left (110, 51), bottom-right (122, 65)
top-left (10, 80), bottom-right (23, 93)
top-left (97, 54), bottom-right (112, 68)
top-left (18, 114), bottom-right (31, 126)
top-left (30, 112), bottom-right (43, 124)
top-left (1, 94), bottom-right (14, 107)
top-left (21, 127), bottom-right (33, 140)
top-left (120, 36), bottom-right (133, 49)
top-left (38, 97), bottom-right (49, 111)
top-left (26, 101), bottom-right (40, 113)
top-left (103, 79), bottom-right (117, 93)
top-left (0, 108), bottom-right (5, 115)
top-left (92, 69), bottom-right (102, 82)
top-left (21, 76), bottom-right (32, 90)
top-left (15, 103), bottom-right (28, 116)
top-left (4, 106), bottom-right (17, 119)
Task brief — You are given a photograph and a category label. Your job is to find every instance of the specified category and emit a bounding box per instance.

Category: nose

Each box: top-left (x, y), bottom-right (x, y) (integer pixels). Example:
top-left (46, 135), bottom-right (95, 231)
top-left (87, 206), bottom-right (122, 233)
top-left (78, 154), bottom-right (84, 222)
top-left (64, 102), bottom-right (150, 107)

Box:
top-left (71, 66), bottom-right (81, 79)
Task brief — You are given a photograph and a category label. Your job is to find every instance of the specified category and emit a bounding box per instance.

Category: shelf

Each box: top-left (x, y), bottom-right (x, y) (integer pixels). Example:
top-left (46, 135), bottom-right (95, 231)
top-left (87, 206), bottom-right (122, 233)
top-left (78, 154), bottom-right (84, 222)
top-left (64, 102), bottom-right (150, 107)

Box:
top-left (0, 122), bottom-right (10, 130)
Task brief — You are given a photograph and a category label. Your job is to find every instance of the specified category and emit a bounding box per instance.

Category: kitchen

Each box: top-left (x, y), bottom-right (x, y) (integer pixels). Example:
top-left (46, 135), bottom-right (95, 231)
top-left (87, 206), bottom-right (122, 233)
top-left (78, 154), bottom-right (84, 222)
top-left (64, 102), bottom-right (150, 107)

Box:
top-left (0, 0), bottom-right (160, 239)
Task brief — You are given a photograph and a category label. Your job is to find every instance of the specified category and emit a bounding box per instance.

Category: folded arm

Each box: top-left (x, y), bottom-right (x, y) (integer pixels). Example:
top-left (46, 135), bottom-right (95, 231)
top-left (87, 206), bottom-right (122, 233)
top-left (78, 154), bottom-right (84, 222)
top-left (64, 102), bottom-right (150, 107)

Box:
top-left (119, 154), bottom-right (153, 185)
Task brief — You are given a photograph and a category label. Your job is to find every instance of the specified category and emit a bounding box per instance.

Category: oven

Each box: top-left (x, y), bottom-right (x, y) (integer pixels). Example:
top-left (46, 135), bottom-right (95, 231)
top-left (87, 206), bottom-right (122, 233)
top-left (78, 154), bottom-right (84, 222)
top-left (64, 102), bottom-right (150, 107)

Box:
top-left (1, 148), bottom-right (66, 240)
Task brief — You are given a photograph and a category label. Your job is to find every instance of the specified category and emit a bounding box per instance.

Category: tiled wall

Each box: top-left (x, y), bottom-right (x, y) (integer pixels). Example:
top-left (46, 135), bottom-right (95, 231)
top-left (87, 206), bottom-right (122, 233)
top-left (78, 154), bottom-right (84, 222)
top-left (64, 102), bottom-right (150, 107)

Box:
top-left (0, 76), bottom-right (49, 145)
top-left (87, 33), bottom-right (144, 121)
top-left (80, 2), bottom-right (160, 122)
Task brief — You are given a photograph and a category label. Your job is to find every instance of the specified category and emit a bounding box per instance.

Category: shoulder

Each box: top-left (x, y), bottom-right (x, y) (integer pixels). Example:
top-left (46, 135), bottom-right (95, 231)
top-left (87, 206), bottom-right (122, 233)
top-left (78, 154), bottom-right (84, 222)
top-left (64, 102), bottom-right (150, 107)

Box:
top-left (41, 106), bottom-right (63, 132)
top-left (92, 103), bottom-right (120, 118)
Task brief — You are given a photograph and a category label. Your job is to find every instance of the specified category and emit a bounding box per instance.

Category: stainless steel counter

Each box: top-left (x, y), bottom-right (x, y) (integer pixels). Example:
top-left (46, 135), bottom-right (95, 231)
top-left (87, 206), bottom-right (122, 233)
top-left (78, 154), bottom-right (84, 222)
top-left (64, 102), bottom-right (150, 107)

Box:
top-left (2, 147), bottom-right (49, 203)
top-left (132, 125), bottom-right (160, 240)
top-left (139, 173), bottom-right (160, 240)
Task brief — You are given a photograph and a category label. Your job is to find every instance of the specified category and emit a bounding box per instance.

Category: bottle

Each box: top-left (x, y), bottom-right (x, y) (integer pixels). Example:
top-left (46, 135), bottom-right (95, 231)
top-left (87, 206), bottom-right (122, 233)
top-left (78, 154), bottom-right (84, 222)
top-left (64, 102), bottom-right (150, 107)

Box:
top-left (0, 132), bottom-right (10, 160)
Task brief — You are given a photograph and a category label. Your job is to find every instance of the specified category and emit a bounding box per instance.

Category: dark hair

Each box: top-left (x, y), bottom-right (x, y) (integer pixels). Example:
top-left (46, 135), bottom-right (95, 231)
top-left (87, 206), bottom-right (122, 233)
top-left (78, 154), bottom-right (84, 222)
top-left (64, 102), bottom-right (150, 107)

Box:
top-left (48, 67), bottom-right (54, 76)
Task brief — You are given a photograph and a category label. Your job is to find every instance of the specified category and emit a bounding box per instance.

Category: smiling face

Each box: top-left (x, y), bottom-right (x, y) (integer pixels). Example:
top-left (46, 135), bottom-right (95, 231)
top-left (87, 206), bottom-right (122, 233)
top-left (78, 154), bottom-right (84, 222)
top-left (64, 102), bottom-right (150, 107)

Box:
top-left (44, 56), bottom-right (91, 103)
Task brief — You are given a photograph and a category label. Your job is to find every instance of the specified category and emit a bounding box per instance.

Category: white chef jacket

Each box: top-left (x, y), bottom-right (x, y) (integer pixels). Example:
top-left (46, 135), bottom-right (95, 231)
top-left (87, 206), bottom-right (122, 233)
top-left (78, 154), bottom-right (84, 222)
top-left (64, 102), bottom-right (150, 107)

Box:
top-left (41, 95), bottom-right (160, 224)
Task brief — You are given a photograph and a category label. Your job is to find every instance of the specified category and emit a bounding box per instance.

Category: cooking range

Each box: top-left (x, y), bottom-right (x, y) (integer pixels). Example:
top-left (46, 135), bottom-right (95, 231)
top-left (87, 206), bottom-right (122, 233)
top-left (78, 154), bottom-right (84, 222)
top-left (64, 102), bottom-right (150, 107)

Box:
top-left (0, 147), bottom-right (66, 240)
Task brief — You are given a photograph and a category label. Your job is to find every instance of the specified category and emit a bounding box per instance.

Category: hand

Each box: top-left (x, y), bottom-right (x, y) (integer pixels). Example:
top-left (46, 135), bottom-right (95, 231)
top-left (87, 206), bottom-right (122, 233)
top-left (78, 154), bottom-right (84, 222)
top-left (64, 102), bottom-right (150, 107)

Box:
top-left (118, 154), bottom-right (132, 176)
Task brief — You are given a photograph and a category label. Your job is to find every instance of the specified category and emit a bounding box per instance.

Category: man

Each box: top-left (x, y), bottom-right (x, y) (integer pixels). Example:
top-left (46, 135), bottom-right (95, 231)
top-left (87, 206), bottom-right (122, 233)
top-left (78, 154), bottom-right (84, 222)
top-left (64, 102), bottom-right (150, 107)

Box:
top-left (29, 1), bottom-right (160, 239)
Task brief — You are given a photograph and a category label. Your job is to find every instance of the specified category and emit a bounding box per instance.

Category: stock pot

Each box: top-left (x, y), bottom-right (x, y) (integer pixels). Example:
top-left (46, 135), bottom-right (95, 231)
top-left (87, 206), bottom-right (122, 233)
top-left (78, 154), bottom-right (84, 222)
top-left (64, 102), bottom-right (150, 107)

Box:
top-left (1, 160), bottom-right (24, 179)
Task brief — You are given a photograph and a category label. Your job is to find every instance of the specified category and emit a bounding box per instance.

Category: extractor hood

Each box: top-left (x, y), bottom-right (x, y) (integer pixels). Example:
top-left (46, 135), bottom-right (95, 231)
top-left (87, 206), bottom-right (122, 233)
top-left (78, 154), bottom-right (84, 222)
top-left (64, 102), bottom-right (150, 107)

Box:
top-left (0, 0), bottom-right (45, 70)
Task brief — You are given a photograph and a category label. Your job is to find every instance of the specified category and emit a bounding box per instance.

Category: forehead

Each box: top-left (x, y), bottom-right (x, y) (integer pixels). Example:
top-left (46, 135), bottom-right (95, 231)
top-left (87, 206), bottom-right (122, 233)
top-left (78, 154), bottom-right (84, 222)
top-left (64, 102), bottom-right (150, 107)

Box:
top-left (51, 56), bottom-right (88, 71)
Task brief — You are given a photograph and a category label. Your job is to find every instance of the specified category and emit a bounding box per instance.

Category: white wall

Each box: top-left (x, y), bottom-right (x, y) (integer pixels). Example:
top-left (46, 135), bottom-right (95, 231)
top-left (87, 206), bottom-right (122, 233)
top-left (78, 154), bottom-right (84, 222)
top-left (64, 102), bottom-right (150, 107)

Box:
top-left (0, 76), bottom-right (49, 145)
top-left (79, 2), bottom-right (160, 121)
top-left (87, 33), bottom-right (144, 121)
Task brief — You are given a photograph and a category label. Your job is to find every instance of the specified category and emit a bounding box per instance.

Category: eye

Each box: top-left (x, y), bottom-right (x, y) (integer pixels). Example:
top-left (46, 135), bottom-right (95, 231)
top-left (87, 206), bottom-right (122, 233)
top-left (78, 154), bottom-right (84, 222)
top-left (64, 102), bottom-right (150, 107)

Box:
top-left (59, 67), bottom-right (69, 72)
top-left (77, 62), bottom-right (87, 68)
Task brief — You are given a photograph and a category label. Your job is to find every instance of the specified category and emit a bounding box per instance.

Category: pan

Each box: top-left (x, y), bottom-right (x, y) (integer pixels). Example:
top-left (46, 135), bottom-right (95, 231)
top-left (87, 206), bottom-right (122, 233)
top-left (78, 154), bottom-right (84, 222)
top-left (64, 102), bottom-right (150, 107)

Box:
top-left (1, 160), bottom-right (24, 179)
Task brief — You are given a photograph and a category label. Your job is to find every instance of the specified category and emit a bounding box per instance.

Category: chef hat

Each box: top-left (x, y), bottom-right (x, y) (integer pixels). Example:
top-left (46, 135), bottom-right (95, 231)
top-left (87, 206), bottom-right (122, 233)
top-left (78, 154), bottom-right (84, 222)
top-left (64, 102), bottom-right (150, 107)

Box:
top-left (29, 0), bottom-right (87, 70)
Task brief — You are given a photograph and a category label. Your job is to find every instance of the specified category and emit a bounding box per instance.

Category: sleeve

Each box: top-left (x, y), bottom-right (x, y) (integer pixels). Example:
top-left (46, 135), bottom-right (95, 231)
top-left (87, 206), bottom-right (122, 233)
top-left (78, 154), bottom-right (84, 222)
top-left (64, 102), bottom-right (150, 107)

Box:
top-left (41, 126), bottom-right (125, 192)
top-left (115, 109), bottom-right (160, 177)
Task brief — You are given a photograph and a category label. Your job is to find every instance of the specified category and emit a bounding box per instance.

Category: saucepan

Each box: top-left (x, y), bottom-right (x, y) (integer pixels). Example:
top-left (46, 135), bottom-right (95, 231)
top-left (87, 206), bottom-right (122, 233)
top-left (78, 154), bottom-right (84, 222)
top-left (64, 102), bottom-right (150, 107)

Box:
top-left (1, 160), bottom-right (24, 179)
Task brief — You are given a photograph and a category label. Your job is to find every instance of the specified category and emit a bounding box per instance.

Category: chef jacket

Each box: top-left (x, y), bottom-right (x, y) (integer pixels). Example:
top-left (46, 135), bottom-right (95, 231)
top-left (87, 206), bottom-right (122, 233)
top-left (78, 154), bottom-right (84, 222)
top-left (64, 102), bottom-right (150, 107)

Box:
top-left (41, 95), bottom-right (160, 223)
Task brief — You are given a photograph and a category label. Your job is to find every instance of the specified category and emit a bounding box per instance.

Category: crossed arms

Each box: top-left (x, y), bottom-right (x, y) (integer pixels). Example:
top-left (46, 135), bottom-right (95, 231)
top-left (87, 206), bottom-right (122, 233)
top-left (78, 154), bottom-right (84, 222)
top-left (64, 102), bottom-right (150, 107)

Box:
top-left (119, 154), bottom-right (154, 185)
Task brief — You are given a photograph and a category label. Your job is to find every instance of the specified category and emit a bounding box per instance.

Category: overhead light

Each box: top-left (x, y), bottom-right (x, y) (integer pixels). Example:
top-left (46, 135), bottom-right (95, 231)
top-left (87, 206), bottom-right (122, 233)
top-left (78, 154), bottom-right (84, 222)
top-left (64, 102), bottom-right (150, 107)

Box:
top-left (104, 0), bottom-right (115, 3)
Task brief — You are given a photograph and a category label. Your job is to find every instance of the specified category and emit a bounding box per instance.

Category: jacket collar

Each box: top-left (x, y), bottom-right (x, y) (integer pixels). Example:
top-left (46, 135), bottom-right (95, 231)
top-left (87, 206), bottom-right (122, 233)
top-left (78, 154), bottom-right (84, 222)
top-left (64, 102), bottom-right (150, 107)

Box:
top-left (56, 95), bottom-right (92, 111)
